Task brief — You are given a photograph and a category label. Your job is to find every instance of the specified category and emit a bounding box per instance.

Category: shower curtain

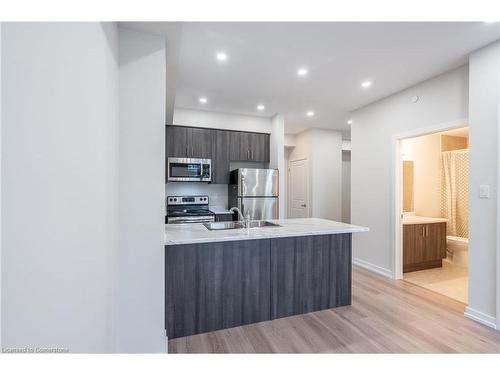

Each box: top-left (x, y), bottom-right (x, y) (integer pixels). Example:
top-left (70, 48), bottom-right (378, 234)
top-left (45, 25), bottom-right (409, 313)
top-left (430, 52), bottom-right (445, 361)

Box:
top-left (441, 149), bottom-right (468, 237)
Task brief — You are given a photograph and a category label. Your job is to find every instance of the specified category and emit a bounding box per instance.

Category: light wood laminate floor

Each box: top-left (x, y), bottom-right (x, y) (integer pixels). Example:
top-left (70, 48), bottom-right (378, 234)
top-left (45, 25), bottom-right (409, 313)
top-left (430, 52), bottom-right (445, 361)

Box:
top-left (168, 265), bottom-right (500, 353)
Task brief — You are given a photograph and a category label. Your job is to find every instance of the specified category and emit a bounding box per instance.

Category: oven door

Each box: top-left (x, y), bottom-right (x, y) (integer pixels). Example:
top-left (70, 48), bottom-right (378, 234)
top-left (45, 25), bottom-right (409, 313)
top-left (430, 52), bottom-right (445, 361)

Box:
top-left (167, 157), bottom-right (211, 182)
top-left (167, 215), bottom-right (215, 224)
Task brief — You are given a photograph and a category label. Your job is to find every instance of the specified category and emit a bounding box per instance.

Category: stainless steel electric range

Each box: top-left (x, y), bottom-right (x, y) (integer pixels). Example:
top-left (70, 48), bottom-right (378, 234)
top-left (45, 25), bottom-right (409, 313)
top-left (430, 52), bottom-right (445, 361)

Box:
top-left (166, 195), bottom-right (215, 224)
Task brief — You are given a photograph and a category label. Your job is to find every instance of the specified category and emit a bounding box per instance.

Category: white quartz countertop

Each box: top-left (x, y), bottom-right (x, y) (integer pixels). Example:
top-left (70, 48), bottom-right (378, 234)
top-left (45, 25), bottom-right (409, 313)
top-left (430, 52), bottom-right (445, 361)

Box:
top-left (402, 216), bottom-right (448, 225)
top-left (165, 218), bottom-right (369, 246)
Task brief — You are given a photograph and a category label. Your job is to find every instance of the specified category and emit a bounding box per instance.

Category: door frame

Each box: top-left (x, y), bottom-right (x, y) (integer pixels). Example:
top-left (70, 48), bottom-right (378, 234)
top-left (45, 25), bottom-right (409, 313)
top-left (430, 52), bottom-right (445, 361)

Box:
top-left (288, 157), bottom-right (311, 218)
top-left (392, 118), bottom-right (468, 280)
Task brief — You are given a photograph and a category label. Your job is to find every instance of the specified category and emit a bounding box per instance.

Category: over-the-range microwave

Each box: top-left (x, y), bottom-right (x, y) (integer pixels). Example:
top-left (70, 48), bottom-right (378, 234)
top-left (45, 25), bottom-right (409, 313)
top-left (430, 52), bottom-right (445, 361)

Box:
top-left (167, 157), bottom-right (212, 182)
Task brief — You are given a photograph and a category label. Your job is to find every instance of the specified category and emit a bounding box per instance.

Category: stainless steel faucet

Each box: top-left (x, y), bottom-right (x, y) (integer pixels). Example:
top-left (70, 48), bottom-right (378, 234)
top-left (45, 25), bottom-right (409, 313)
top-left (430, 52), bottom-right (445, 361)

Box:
top-left (230, 207), bottom-right (250, 227)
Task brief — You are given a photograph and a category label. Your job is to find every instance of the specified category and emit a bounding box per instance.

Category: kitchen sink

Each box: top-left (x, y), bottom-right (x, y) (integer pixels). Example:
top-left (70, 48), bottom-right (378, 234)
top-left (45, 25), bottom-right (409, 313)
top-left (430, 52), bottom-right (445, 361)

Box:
top-left (246, 220), bottom-right (281, 228)
top-left (203, 222), bottom-right (246, 230)
top-left (203, 220), bottom-right (281, 231)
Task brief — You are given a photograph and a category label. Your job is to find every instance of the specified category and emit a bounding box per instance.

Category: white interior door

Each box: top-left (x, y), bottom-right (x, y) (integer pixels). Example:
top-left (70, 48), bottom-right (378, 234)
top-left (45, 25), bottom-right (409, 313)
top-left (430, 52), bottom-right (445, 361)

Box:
top-left (288, 158), bottom-right (310, 218)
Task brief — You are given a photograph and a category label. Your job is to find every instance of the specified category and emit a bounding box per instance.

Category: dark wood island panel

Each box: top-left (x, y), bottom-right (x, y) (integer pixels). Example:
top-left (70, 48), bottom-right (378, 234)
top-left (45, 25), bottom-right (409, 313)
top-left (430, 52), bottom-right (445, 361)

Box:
top-left (165, 234), bottom-right (352, 339)
top-left (270, 234), bottom-right (352, 320)
top-left (165, 239), bottom-right (271, 339)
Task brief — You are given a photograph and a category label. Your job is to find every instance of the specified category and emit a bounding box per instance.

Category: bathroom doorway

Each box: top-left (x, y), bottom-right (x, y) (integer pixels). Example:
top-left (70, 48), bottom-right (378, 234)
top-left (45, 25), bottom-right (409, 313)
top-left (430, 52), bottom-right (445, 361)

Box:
top-left (395, 125), bottom-right (469, 304)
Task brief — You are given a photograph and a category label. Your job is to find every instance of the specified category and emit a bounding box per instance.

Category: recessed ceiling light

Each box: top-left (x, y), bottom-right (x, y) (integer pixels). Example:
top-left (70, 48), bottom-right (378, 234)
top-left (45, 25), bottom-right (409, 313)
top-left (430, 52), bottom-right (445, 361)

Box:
top-left (306, 111), bottom-right (315, 117)
top-left (257, 104), bottom-right (265, 111)
top-left (347, 120), bottom-right (353, 125)
top-left (361, 81), bottom-right (372, 88)
top-left (297, 68), bottom-right (308, 76)
top-left (216, 52), bottom-right (227, 61)
top-left (199, 97), bottom-right (208, 104)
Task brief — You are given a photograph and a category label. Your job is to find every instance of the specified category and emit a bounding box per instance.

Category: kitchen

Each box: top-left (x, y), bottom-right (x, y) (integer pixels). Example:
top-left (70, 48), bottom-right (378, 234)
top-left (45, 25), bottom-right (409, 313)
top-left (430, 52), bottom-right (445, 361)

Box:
top-left (2, 16), bottom-right (500, 361)
top-left (165, 124), bottom-right (273, 224)
top-left (156, 21), bottom-right (500, 352)
top-left (164, 120), bottom-right (368, 341)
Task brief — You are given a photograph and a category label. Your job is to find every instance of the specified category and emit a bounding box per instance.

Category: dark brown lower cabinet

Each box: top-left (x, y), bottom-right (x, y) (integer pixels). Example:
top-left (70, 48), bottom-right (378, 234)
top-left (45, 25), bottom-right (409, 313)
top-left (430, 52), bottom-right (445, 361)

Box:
top-left (403, 222), bottom-right (447, 273)
top-left (165, 234), bottom-right (353, 339)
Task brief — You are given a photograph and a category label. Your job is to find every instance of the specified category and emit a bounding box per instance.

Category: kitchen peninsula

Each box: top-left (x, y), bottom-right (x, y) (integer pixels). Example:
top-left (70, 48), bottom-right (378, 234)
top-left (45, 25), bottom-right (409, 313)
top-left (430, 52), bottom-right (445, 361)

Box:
top-left (165, 218), bottom-right (369, 339)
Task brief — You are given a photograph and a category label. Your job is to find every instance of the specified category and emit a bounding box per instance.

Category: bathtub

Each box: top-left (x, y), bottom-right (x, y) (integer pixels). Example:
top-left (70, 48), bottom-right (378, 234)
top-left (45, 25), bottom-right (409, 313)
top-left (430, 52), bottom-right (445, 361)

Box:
top-left (447, 235), bottom-right (468, 267)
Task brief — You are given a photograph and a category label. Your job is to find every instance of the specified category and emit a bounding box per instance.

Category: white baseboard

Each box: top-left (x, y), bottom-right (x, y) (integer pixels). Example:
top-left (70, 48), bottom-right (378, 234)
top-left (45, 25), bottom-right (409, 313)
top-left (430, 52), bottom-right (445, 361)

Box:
top-left (464, 307), bottom-right (497, 329)
top-left (353, 257), bottom-right (393, 279)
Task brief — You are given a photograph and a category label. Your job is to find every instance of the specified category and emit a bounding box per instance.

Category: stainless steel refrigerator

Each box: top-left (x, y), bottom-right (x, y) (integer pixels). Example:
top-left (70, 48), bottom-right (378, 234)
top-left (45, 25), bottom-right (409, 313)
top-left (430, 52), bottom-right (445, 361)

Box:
top-left (228, 168), bottom-right (279, 220)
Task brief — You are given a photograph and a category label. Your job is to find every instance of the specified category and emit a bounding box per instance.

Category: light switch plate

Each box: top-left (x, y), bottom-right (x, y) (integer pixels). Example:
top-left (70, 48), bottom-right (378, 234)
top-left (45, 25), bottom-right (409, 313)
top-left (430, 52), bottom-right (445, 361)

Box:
top-left (479, 185), bottom-right (490, 199)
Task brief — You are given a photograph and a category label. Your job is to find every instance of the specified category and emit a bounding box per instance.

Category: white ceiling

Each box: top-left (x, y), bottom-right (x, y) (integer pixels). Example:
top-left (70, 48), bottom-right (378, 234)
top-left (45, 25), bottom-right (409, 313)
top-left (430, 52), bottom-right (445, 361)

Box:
top-left (120, 22), bottom-right (500, 135)
top-left (441, 126), bottom-right (469, 138)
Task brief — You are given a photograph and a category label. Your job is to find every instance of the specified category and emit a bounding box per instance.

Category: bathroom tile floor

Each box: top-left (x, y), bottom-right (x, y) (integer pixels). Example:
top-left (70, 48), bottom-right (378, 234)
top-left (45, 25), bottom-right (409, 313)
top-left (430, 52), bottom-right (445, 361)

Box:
top-left (403, 260), bottom-right (467, 303)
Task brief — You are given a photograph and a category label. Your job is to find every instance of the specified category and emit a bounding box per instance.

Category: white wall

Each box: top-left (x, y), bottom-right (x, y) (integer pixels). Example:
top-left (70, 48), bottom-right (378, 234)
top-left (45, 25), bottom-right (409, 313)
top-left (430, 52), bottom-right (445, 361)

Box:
top-left (1, 23), bottom-right (119, 352)
top-left (401, 133), bottom-right (442, 217)
top-left (310, 129), bottom-right (343, 220)
top-left (0, 22), bottom-right (3, 349)
top-left (288, 128), bottom-right (343, 220)
top-left (173, 107), bottom-right (272, 133)
top-left (116, 27), bottom-right (166, 352)
top-left (284, 134), bottom-right (296, 147)
top-left (270, 114), bottom-right (286, 218)
top-left (341, 151), bottom-right (351, 223)
top-left (350, 66), bottom-right (469, 275)
top-left (467, 41), bottom-right (500, 327)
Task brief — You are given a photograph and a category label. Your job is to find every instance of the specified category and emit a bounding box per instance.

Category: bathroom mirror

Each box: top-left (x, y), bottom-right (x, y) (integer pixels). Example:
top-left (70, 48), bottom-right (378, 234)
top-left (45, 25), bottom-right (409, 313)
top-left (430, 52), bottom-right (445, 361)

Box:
top-left (402, 160), bottom-right (414, 212)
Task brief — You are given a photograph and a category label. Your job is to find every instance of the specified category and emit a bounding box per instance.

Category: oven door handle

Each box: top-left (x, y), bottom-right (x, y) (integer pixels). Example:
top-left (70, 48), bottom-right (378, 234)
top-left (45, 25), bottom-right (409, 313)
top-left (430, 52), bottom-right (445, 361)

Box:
top-left (167, 216), bottom-right (215, 224)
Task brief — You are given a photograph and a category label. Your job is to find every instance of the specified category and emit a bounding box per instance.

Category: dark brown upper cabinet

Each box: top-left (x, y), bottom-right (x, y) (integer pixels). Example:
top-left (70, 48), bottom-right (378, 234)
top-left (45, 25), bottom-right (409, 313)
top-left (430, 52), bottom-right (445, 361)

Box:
top-left (166, 125), bottom-right (270, 184)
top-left (189, 127), bottom-right (214, 159)
top-left (213, 130), bottom-right (230, 184)
top-left (166, 126), bottom-right (189, 158)
top-left (229, 131), bottom-right (270, 162)
top-left (166, 125), bottom-right (214, 159)
top-left (250, 132), bottom-right (270, 162)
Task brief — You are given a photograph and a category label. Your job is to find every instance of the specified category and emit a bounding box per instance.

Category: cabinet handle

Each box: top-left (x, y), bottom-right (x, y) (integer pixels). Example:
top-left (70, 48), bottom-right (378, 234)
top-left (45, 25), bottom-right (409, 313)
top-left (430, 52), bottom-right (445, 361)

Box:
top-left (422, 226), bottom-right (425, 237)
top-left (186, 146), bottom-right (188, 156)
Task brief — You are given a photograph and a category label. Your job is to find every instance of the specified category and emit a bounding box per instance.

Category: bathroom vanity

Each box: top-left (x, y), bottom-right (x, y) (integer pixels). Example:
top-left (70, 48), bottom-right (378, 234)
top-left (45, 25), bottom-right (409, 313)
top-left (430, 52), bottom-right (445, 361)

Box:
top-left (402, 216), bottom-right (447, 272)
